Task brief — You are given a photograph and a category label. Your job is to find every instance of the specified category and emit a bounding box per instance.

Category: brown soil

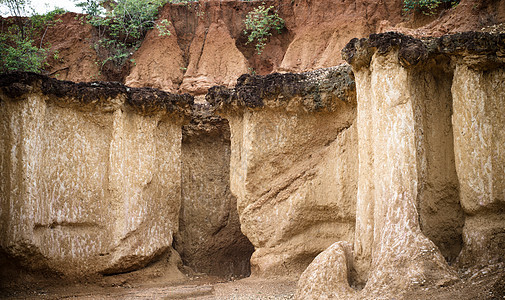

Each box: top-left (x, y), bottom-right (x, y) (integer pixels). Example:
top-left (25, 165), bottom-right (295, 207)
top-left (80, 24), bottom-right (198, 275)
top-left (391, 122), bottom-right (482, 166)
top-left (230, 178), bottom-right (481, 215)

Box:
top-left (42, 12), bottom-right (105, 82)
top-left (34, 0), bottom-right (505, 93)
top-left (1, 277), bottom-right (297, 300)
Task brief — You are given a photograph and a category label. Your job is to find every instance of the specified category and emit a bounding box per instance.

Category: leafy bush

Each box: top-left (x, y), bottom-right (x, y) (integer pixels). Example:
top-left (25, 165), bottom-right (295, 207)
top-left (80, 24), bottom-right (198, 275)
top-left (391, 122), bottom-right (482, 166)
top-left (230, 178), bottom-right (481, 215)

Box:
top-left (76, 0), bottom-right (171, 75)
top-left (244, 4), bottom-right (284, 55)
top-left (0, 0), bottom-right (65, 73)
top-left (0, 34), bottom-right (46, 72)
top-left (403, 0), bottom-right (459, 15)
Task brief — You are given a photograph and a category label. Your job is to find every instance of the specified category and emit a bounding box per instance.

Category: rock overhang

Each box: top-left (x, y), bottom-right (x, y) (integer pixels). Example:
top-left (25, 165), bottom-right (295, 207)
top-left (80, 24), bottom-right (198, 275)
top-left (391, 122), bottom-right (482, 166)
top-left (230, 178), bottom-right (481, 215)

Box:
top-left (0, 30), bottom-right (503, 285)
top-left (342, 31), bottom-right (505, 70)
top-left (206, 64), bottom-right (356, 114)
top-left (0, 72), bottom-right (194, 117)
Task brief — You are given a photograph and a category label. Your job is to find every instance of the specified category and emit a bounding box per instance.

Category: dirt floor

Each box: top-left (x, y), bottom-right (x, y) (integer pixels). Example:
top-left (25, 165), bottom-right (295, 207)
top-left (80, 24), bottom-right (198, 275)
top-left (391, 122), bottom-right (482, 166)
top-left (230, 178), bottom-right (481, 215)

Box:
top-left (1, 262), bottom-right (504, 299)
top-left (1, 276), bottom-right (297, 299)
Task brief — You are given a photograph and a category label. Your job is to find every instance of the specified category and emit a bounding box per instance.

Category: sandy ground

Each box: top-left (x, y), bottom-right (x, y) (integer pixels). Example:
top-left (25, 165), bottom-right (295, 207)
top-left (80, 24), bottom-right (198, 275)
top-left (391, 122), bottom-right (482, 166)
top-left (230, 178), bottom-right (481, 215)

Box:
top-left (2, 263), bottom-right (504, 300)
top-left (0, 242), bottom-right (503, 300)
top-left (1, 276), bottom-right (296, 300)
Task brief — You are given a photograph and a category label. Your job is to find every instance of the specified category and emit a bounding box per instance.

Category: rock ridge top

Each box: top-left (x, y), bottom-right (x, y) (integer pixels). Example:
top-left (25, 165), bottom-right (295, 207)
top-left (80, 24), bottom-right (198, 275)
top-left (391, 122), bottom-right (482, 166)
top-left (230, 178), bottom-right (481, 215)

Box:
top-left (206, 64), bottom-right (356, 112)
top-left (0, 72), bottom-right (194, 116)
top-left (342, 31), bottom-right (505, 69)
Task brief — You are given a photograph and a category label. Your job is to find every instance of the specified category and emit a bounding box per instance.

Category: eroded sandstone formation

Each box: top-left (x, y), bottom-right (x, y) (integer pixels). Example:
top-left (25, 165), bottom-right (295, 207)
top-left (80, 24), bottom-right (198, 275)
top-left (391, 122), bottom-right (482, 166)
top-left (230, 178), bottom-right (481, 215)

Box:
top-left (207, 65), bottom-right (358, 278)
top-left (1, 29), bottom-right (503, 299)
top-left (296, 32), bottom-right (505, 299)
top-left (0, 73), bottom-right (192, 276)
top-left (42, 0), bottom-right (407, 92)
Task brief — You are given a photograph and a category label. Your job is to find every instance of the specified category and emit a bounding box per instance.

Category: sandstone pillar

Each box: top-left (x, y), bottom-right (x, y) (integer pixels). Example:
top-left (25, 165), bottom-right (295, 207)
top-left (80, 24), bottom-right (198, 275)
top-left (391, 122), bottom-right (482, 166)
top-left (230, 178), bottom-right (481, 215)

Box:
top-left (297, 31), bottom-right (505, 299)
top-left (298, 33), bottom-right (467, 299)
top-left (208, 66), bottom-right (358, 278)
top-left (451, 61), bottom-right (505, 267)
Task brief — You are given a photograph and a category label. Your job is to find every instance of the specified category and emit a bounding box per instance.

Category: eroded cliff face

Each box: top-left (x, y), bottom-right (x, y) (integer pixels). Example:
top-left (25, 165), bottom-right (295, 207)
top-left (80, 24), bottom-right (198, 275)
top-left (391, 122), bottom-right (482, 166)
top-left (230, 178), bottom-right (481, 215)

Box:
top-left (1, 28), bottom-right (504, 299)
top-left (0, 73), bottom-right (192, 276)
top-left (207, 65), bottom-right (358, 278)
top-left (40, 0), bottom-right (505, 96)
top-left (296, 32), bottom-right (505, 299)
top-left (41, 0), bottom-right (406, 93)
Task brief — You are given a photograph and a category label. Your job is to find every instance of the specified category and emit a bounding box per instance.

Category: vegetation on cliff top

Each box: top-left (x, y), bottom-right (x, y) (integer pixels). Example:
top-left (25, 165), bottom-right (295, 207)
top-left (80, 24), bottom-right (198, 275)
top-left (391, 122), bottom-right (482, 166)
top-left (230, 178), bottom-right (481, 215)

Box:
top-left (244, 3), bottom-right (284, 55)
top-left (1, 0), bottom-right (286, 74)
top-left (403, 0), bottom-right (459, 15)
top-left (0, 0), bottom-right (65, 73)
top-left (76, 0), bottom-right (172, 76)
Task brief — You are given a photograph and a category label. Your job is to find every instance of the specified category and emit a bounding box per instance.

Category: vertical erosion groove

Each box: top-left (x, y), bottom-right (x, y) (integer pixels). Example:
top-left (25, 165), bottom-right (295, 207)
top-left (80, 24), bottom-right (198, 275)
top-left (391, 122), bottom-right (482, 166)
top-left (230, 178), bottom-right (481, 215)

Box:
top-left (177, 114), bottom-right (254, 278)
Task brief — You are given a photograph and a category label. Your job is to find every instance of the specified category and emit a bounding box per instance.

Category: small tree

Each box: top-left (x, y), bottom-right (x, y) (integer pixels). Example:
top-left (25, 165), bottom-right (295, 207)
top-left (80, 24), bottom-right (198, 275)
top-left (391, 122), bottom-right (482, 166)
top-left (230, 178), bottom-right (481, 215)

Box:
top-left (0, 0), bottom-right (65, 73)
top-left (244, 4), bottom-right (284, 55)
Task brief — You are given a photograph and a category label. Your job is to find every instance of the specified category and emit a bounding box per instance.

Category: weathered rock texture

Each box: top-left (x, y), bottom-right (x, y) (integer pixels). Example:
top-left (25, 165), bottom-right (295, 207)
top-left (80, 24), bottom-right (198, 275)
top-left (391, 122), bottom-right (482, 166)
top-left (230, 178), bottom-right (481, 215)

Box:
top-left (1, 29), bottom-right (504, 298)
top-left (176, 105), bottom-right (254, 277)
top-left (0, 73), bottom-right (192, 276)
top-left (450, 39), bottom-right (505, 269)
top-left (296, 32), bottom-right (505, 299)
top-left (128, 0), bottom-right (405, 92)
top-left (208, 65), bottom-right (358, 278)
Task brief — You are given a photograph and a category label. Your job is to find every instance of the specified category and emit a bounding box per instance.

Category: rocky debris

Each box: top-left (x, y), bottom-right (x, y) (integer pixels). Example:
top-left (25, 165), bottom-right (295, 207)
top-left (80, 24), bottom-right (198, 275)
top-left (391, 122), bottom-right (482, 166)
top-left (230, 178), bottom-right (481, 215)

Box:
top-left (0, 72), bottom-right (194, 116)
top-left (182, 103), bottom-right (229, 137)
top-left (481, 23), bottom-right (505, 34)
top-left (207, 65), bottom-right (355, 111)
top-left (342, 31), bottom-right (505, 69)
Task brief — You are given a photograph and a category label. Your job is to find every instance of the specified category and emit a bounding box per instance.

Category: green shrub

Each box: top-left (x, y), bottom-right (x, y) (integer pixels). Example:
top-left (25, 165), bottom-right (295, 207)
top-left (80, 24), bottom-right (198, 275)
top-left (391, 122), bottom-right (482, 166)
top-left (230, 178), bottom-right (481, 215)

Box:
top-left (0, 0), bottom-right (65, 73)
top-left (244, 4), bottom-right (284, 55)
top-left (76, 0), bottom-right (171, 74)
top-left (0, 34), bottom-right (46, 72)
top-left (403, 0), bottom-right (459, 15)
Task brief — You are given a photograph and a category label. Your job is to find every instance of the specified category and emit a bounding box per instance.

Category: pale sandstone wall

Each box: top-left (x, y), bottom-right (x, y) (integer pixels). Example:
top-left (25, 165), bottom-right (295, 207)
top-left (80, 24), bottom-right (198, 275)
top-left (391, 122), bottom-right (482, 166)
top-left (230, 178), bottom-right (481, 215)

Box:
top-left (0, 74), bottom-right (192, 276)
top-left (297, 32), bottom-right (505, 299)
top-left (2, 31), bottom-right (503, 293)
top-left (351, 52), bottom-right (464, 284)
top-left (208, 65), bottom-right (358, 278)
top-left (452, 62), bottom-right (505, 267)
